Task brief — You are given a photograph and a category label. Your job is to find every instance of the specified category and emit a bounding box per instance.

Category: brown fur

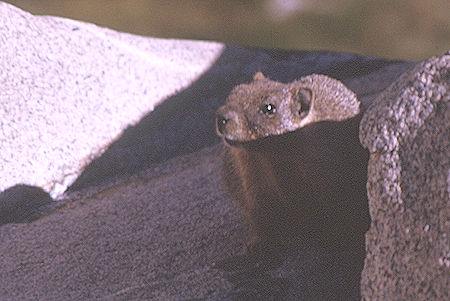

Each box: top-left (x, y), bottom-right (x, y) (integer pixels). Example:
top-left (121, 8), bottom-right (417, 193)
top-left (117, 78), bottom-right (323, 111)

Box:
top-left (216, 73), bottom-right (370, 254)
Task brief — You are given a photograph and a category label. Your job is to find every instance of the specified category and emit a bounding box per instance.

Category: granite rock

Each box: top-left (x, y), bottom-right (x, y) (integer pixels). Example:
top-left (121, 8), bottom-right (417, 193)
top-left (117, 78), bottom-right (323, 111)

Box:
top-left (0, 2), bottom-right (413, 205)
top-left (0, 2), bottom-right (437, 300)
top-left (0, 2), bottom-right (224, 198)
top-left (360, 52), bottom-right (449, 300)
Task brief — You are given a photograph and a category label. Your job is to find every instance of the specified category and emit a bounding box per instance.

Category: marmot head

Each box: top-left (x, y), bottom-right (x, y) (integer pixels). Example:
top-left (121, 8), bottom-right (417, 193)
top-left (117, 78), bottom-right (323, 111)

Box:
top-left (216, 72), bottom-right (360, 145)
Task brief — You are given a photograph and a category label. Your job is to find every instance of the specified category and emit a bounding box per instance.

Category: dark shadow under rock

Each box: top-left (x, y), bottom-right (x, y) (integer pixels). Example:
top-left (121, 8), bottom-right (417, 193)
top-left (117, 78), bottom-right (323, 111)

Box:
top-left (0, 184), bottom-right (53, 225)
top-left (215, 242), bottom-right (365, 300)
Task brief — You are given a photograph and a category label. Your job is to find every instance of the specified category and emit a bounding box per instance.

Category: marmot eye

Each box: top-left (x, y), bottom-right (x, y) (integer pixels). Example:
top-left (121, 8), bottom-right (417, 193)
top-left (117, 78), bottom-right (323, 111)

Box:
top-left (260, 103), bottom-right (276, 115)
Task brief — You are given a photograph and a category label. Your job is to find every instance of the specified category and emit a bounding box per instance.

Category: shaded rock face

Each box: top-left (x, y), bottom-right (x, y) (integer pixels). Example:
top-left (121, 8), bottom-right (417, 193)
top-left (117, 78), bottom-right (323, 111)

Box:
top-left (360, 52), bottom-right (449, 300)
top-left (0, 185), bottom-right (53, 225)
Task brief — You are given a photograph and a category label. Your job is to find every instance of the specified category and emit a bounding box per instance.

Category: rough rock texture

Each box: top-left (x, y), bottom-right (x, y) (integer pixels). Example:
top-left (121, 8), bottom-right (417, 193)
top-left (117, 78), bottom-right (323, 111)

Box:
top-left (0, 145), bottom-right (368, 300)
top-left (0, 2), bottom-right (413, 202)
top-left (0, 2), bottom-right (440, 300)
top-left (0, 2), bottom-right (224, 198)
top-left (360, 52), bottom-right (449, 300)
top-left (0, 146), bottom-right (240, 300)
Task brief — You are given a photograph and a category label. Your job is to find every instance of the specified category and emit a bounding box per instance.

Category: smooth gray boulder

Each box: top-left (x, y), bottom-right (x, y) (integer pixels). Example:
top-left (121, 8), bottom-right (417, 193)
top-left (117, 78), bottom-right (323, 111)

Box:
top-left (360, 52), bottom-right (449, 300)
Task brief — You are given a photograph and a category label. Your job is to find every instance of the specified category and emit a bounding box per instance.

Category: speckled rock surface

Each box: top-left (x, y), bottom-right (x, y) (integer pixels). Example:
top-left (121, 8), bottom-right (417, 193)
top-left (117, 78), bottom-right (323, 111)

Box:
top-left (0, 2), bottom-right (431, 300)
top-left (0, 2), bottom-right (413, 204)
top-left (0, 2), bottom-right (224, 198)
top-left (360, 52), bottom-right (449, 300)
top-left (0, 145), bottom-right (367, 300)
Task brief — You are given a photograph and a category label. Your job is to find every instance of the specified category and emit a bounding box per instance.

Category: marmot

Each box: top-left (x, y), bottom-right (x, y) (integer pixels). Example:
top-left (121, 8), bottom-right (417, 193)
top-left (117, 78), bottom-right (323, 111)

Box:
top-left (216, 72), bottom-right (370, 256)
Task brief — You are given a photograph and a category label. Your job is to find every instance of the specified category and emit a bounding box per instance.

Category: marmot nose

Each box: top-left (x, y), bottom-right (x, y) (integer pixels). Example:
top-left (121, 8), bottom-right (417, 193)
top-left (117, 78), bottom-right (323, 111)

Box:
top-left (216, 110), bottom-right (239, 136)
top-left (216, 108), bottom-right (241, 136)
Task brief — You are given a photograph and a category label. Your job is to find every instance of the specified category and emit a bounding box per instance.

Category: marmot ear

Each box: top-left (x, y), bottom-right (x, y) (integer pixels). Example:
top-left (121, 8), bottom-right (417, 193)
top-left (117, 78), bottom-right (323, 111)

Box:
top-left (253, 72), bottom-right (266, 81)
top-left (291, 86), bottom-right (312, 118)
